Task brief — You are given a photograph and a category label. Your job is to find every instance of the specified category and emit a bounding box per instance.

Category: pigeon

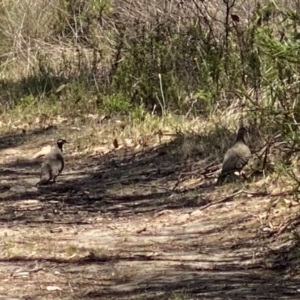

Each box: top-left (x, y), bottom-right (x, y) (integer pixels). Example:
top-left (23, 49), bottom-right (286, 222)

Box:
top-left (217, 127), bottom-right (251, 184)
top-left (38, 138), bottom-right (68, 185)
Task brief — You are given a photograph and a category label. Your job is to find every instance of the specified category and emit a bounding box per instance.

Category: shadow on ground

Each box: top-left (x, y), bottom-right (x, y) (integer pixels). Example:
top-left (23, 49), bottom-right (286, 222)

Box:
top-left (0, 129), bottom-right (230, 218)
top-left (0, 125), bottom-right (294, 300)
top-left (0, 125), bottom-right (268, 219)
top-left (0, 125), bottom-right (58, 152)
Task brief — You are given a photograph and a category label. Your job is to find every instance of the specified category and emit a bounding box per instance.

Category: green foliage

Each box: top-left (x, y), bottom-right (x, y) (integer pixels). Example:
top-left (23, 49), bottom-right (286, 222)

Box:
top-left (130, 105), bottom-right (147, 122)
top-left (56, 0), bottom-right (113, 44)
top-left (1, 0), bottom-right (300, 127)
top-left (170, 290), bottom-right (190, 300)
top-left (102, 93), bottom-right (132, 114)
top-left (17, 95), bottom-right (36, 110)
top-left (111, 20), bottom-right (226, 114)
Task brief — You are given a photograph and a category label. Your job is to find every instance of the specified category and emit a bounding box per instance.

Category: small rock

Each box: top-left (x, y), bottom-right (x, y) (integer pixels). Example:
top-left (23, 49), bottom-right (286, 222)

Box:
top-left (175, 213), bottom-right (190, 225)
top-left (0, 295), bottom-right (24, 299)
top-left (46, 286), bottom-right (62, 291)
top-left (50, 227), bottom-right (63, 233)
top-left (49, 200), bottom-right (59, 204)
top-left (154, 210), bottom-right (173, 217)
top-left (190, 209), bottom-right (204, 218)
top-left (10, 186), bottom-right (26, 193)
top-left (28, 187), bottom-right (38, 192)
top-left (12, 271), bottom-right (29, 278)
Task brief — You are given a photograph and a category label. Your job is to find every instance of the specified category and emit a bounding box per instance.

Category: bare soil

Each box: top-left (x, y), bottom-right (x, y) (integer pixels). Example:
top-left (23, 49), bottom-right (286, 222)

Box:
top-left (0, 123), bottom-right (299, 300)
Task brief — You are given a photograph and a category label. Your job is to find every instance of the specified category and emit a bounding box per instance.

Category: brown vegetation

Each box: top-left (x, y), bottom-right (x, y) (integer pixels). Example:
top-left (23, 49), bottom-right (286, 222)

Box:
top-left (0, 0), bottom-right (300, 299)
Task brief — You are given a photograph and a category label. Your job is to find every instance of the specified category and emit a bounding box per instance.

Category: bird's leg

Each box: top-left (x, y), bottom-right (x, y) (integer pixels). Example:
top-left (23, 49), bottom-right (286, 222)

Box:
top-left (49, 177), bottom-right (55, 184)
top-left (240, 170), bottom-right (248, 180)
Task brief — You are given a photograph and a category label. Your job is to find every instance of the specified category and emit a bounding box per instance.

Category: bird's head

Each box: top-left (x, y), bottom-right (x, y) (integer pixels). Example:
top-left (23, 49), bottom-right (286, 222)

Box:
top-left (56, 138), bottom-right (69, 150)
top-left (236, 127), bottom-right (249, 141)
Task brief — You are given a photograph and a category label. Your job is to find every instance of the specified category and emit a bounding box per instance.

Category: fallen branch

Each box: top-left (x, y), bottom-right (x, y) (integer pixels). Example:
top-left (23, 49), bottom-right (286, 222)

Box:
top-left (200, 189), bottom-right (270, 211)
top-left (173, 161), bottom-right (220, 191)
top-left (139, 183), bottom-right (176, 193)
top-left (199, 190), bottom-right (244, 210)
top-left (276, 214), bottom-right (300, 236)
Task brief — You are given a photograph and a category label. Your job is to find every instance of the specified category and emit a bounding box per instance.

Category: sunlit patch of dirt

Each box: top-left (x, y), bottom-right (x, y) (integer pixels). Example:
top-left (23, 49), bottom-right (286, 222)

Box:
top-left (0, 121), bottom-right (299, 300)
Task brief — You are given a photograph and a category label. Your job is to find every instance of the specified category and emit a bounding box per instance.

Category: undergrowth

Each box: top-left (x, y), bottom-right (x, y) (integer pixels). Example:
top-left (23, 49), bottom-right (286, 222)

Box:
top-left (0, 0), bottom-right (299, 186)
top-left (0, 3), bottom-right (300, 297)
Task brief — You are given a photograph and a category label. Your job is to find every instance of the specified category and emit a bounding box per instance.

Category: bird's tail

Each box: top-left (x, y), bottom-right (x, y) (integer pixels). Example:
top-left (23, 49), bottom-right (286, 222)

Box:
top-left (216, 171), bottom-right (231, 185)
top-left (37, 165), bottom-right (51, 185)
top-left (37, 177), bottom-right (50, 185)
top-left (216, 174), bottom-right (225, 185)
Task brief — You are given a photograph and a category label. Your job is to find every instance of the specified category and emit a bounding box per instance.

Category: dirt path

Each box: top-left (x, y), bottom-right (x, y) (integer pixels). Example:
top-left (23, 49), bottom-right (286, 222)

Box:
top-left (0, 128), bottom-right (299, 300)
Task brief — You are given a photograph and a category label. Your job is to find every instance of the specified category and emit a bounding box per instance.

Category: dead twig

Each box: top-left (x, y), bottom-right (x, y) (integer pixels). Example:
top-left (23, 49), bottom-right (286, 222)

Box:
top-left (261, 142), bottom-right (270, 171)
top-left (139, 183), bottom-right (176, 193)
top-left (276, 214), bottom-right (300, 236)
top-left (252, 132), bottom-right (282, 171)
top-left (200, 190), bottom-right (244, 210)
top-left (173, 161), bottom-right (220, 191)
top-left (200, 189), bottom-right (270, 211)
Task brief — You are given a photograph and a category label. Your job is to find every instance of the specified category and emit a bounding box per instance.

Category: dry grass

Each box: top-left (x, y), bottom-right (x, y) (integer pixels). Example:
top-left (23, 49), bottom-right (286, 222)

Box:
top-left (0, 103), bottom-right (296, 196)
top-left (0, 1), bottom-right (299, 298)
top-left (0, 112), bottom-right (298, 299)
top-left (0, 0), bottom-right (297, 80)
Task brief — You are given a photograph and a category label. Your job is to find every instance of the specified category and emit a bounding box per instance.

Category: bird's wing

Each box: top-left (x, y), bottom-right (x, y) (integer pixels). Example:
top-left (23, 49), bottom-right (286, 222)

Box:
top-left (39, 162), bottom-right (52, 184)
top-left (51, 153), bottom-right (64, 177)
top-left (221, 148), bottom-right (239, 174)
top-left (232, 143), bottom-right (251, 170)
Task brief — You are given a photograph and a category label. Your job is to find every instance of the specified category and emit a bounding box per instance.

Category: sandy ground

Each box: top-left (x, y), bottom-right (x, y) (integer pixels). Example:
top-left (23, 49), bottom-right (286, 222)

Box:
top-left (0, 125), bottom-right (299, 300)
